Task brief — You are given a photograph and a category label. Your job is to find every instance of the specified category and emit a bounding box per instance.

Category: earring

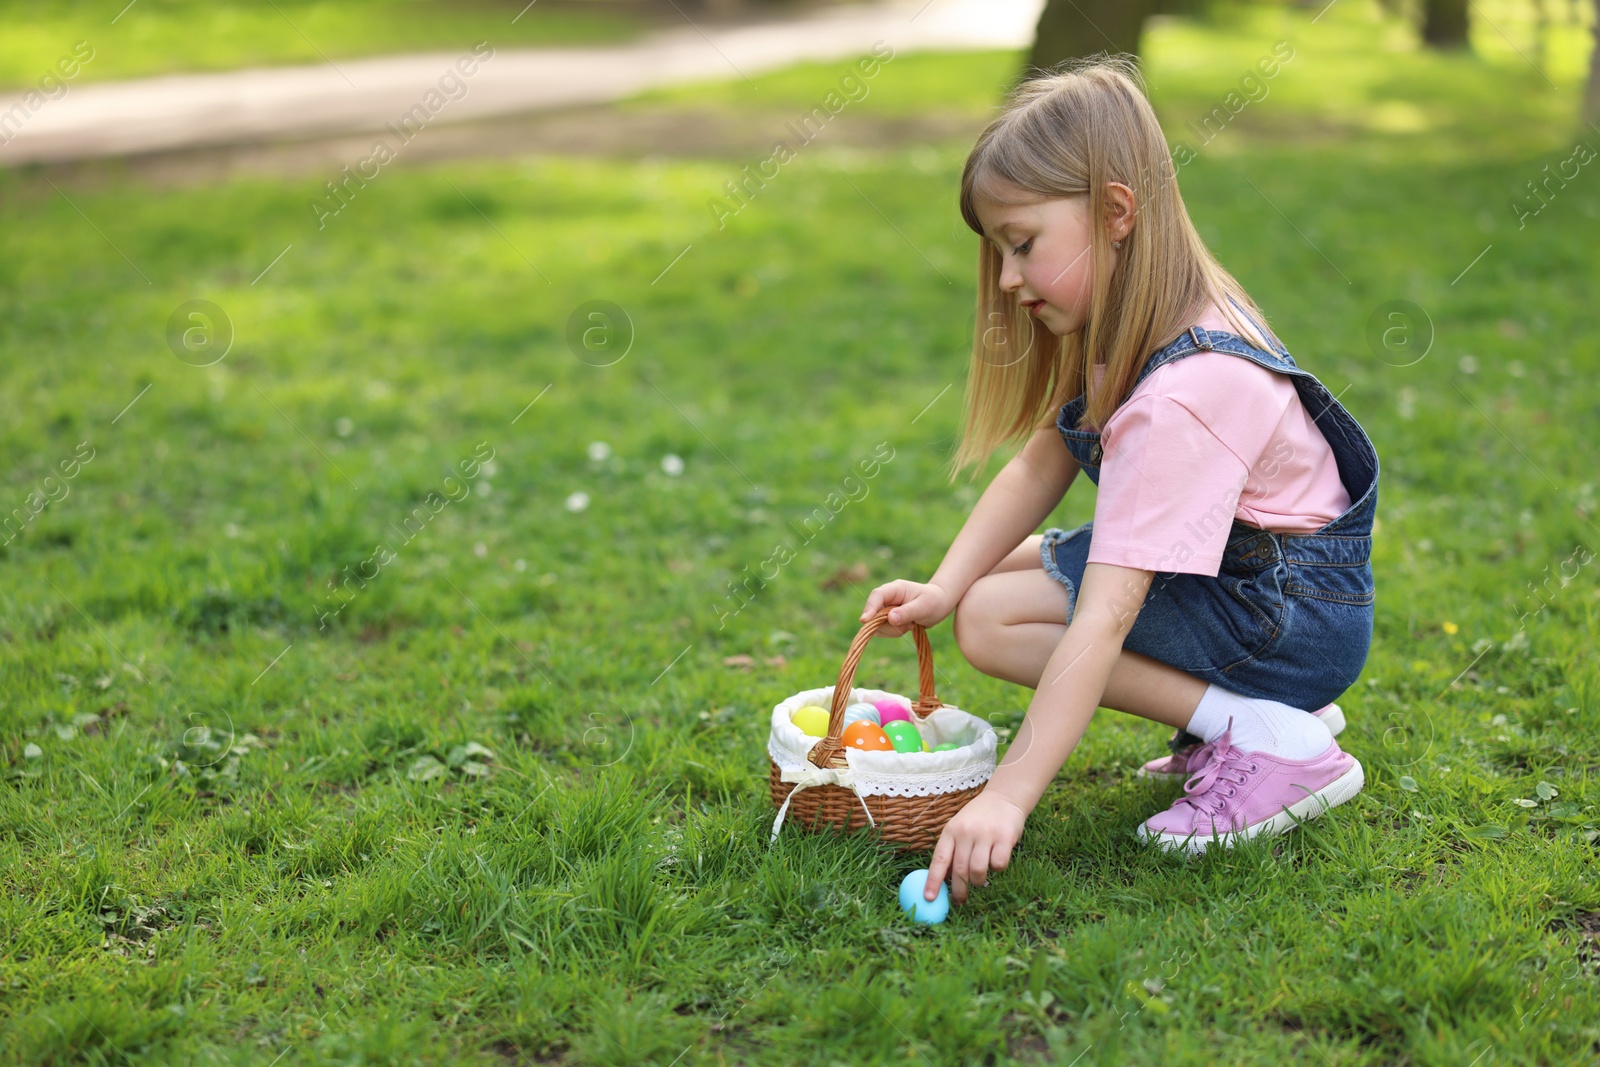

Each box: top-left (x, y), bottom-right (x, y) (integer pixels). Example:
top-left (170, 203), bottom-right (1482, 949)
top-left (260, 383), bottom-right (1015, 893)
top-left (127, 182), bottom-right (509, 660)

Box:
top-left (1113, 240), bottom-right (1123, 249)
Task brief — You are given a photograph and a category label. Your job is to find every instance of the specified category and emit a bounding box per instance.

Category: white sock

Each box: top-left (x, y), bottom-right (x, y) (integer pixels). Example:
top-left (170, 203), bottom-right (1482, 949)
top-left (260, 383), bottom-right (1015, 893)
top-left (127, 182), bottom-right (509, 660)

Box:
top-left (1184, 683), bottom-right (1333, 760)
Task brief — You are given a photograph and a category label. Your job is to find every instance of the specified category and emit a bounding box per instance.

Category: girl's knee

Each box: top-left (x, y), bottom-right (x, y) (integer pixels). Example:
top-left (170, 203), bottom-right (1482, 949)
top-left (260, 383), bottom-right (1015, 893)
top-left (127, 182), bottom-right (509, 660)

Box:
top-left (950, 582), bottom-right (993, 660)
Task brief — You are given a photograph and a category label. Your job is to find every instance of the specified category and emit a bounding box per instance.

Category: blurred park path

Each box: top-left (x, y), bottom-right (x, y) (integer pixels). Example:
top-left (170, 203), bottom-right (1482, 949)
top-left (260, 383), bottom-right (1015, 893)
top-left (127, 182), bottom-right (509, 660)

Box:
top-left (0, 0), bottom-right (1043, 166)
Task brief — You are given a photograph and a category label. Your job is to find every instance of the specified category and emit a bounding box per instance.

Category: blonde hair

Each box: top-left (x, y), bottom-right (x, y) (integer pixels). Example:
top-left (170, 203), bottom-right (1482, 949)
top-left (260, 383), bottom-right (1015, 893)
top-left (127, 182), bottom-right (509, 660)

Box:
top-left (946, 54), bottom-right (1279, 484)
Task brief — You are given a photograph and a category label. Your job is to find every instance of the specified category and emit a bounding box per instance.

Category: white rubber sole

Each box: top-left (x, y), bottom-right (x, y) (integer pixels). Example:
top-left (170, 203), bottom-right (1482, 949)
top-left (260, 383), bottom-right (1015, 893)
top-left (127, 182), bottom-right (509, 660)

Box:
top-left (1319, 703), bottom-right (1348, 737)
top-left (1136, 756), bottom-right (1365, 855)
top-left (1136, 703), bottom-right (1347, 781)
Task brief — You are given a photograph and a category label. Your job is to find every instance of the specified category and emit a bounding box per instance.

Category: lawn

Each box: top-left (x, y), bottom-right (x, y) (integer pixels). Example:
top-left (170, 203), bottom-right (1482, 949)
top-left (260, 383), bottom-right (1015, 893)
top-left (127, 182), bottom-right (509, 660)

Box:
top-left (2, 0), bottom-right (1599, 1063)
top-left (0, 0), bottom-right (654, 90)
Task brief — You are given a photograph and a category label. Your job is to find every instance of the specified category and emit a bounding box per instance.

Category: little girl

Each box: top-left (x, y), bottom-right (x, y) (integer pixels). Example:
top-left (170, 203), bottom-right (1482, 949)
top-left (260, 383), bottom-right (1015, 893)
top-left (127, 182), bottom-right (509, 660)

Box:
top-left (858, 57), bottom-right (1378, 904)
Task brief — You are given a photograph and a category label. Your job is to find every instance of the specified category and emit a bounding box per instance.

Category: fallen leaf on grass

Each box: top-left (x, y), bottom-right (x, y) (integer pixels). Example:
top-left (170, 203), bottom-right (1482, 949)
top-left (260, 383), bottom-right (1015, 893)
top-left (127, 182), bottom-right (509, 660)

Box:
top-left (1461, 824), bottom-right (1507, 839)
top-left (722, 655), bottom-right (788, 672)
top-left (819, 562), bottom-right (870, 591)
top-left (410, 743), bottom-right (497, 782)
top-left (447, 741), bottom-right (496, 766)
top-left (408, 755), bottom-right (448, 782)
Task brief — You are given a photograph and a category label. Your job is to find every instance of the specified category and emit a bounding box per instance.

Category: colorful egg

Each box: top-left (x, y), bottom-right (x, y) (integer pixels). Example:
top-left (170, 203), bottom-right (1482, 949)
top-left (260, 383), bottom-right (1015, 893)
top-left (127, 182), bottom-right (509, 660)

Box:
top-left (790, 705), bottom-right (831, 737)
top-left (932, 742), bottom-right (961, 752)
top-left (898, 869), bottom-right (950, 925)
top-left (842, 703), bottom-right (881, 727)
top-left (842, 721), bottom-right (894, 752)
top-left (883, 721), bottom-right (922, 754)
top-left (875, 699), bottom-right (912, 726)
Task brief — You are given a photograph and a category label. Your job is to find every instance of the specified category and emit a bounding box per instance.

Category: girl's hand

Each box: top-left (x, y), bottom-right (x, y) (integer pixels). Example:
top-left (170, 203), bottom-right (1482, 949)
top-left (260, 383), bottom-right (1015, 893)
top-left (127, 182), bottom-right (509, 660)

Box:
top-left (858, 580), bottom-right (955, 638)
top-left (926, 790), bottom-right (1028, 905)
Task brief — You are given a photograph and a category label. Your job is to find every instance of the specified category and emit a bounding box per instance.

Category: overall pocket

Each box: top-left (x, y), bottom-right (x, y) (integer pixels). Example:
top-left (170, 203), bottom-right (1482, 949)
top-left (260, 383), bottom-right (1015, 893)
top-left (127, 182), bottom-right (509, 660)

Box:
top-left (1129, 566), bottom-right (1288, 676)
top-left (1284, 554), bottom-right (1376, 606)
top-left (1221, 559), bottom-right (1289, 644)
top-left (1216, 529), bottom-right (1289, 650)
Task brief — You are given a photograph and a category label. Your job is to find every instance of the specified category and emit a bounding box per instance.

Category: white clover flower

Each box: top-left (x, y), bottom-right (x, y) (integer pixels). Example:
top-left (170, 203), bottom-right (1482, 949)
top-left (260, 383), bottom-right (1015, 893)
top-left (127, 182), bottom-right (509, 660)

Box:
top-left (565, 491), bottom-right (590, 512)
top-left (661, 454), bottom-right (684, 476)
top-left (588, 441), bottom-right (612, 462)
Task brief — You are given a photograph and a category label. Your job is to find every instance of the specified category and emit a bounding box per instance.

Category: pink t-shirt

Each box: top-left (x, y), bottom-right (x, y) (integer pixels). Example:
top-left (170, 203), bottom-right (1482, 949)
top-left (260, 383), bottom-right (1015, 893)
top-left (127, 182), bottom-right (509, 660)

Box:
top-left (1081, 353), bottom-right (1352, 576)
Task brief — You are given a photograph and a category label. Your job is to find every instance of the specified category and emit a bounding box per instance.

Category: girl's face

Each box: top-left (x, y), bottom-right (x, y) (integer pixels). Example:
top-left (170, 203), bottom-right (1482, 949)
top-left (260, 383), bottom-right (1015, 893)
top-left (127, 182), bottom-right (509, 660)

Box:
top-left (973, 179), bottom-right (1132, 338)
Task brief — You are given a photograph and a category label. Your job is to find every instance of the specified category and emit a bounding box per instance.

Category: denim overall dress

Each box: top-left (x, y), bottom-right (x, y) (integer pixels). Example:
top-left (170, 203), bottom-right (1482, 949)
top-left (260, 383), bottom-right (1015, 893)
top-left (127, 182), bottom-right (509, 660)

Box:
top-left (1038, 302), bottom-right (1379, 724)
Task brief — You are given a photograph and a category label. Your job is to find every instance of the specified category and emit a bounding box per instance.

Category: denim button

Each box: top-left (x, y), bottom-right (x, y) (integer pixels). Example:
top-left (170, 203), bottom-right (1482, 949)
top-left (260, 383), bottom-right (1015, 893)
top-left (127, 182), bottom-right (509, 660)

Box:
top-left (1088, 442), bottom-right (1102, 464)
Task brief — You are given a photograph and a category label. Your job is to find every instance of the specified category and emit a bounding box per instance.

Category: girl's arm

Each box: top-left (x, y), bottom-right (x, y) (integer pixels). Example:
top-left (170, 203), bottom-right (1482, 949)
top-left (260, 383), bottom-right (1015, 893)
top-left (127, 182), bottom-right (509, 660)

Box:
top-left (928, 425), bottom-right (1081, 603)
top-left (989, 561), bottom-right (1153, 809)
top-left (860, 424), bottom-right (1079, 634)
top-left (926, 561), bottom-right (1154, 904)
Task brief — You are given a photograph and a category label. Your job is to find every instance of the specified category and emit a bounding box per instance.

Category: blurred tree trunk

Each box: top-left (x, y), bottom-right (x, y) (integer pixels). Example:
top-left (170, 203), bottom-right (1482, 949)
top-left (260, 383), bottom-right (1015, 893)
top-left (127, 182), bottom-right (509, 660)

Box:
top-left (1024, 0), bottom-right (1162, 79)
top-left (1422, 0), bottom-right (1470, 47)
top-left (1587, 0), bottom-right (1600, 124)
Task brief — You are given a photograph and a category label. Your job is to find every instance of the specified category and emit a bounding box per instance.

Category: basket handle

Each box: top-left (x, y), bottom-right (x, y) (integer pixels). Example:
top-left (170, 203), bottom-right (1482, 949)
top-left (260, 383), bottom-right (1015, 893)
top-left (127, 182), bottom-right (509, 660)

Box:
top-left (806, 608), bottom-right (945, 769)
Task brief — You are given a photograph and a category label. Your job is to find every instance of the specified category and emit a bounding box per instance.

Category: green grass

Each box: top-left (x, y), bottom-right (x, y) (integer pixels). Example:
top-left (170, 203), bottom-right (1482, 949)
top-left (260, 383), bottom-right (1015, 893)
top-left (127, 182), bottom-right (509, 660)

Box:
top-left (0, 0), bottom-right (652, 89)
top-left (3, 0), bottom-right (1600, 1063)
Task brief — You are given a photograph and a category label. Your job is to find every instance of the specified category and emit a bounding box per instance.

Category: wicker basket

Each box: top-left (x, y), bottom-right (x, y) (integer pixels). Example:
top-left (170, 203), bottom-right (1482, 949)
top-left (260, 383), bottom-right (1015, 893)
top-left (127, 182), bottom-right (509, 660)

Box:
top-left (766, 608), bottom-right (997, 851)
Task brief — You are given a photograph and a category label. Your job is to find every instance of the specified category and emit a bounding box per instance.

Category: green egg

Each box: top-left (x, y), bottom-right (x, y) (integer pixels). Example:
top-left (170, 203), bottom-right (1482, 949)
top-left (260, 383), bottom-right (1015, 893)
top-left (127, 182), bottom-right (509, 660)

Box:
top-left (882, 720), bottom-right (922, 754)
top-left (932, 742), bottom-right (960, 752)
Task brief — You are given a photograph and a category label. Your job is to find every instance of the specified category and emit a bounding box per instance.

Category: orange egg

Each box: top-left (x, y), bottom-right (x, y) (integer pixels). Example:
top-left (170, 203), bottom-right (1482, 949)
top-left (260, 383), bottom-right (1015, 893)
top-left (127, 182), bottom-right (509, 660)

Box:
top-left (842, 721), bottom-right (894, 752)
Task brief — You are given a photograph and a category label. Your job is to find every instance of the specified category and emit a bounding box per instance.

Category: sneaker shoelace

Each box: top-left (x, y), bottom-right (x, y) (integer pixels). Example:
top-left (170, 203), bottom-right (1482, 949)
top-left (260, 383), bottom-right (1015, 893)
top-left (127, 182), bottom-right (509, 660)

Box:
top-left (1172, 723), bottom-right (1260, 819)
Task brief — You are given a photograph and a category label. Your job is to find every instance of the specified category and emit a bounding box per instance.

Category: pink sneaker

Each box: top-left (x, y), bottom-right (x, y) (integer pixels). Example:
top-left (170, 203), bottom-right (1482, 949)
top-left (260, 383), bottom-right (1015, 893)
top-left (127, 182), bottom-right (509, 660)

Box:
top-left (1136, 702), bottom-right (1346, 781)
top-left (1135, 719), bottom-right (1365, 855)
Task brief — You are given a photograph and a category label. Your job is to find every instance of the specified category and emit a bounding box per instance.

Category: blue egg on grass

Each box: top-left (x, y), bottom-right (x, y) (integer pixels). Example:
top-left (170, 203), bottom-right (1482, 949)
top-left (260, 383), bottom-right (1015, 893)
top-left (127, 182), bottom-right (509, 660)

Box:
top-left (898, 869), bottom-right (950, 925)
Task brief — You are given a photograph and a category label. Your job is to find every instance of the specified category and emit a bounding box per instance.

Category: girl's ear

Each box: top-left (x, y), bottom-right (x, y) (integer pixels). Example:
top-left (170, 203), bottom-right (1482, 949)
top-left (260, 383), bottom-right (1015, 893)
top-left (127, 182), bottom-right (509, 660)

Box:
top-left (1103, 181), bottom-right (1137, 244)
